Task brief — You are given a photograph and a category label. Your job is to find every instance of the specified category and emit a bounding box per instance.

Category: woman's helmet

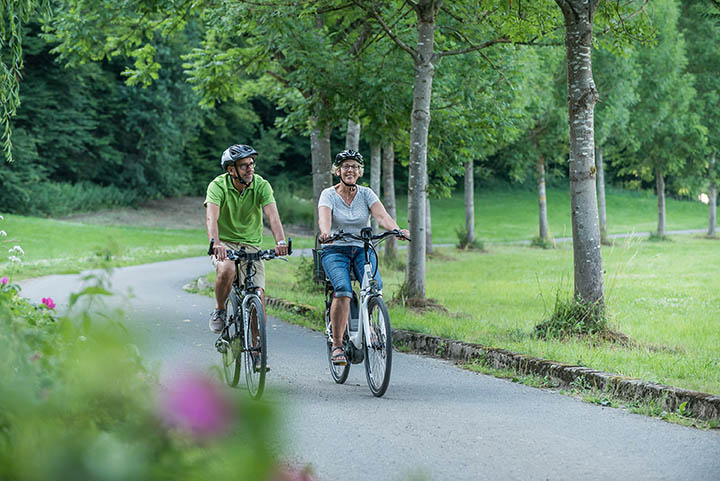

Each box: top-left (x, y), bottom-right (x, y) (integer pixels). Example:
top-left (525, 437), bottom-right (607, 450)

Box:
top-left (221, 144), bottom-right (258, 168)
top-left (333, 149), bottom-right (364, 167)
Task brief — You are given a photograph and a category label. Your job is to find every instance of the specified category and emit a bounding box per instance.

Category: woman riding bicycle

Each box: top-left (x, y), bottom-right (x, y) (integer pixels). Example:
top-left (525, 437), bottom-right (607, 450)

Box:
top-left (318, 149), bottom-right (410, 366)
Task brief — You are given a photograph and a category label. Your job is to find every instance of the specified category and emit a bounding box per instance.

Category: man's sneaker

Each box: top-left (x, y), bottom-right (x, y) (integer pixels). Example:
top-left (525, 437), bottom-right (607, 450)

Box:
top-left (209, 309), bottom-right (226, 333)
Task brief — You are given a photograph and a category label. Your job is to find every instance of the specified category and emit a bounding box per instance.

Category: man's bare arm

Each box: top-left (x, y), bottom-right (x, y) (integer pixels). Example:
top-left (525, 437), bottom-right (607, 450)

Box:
top-left (263, 202), bottom-right (288, 255)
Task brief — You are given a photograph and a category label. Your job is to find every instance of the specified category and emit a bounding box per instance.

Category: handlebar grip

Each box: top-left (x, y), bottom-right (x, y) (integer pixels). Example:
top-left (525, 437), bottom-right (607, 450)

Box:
top-left (208, 238), bottom-right (215, 256)
top-left (287, 237), bottom-right (293, 255)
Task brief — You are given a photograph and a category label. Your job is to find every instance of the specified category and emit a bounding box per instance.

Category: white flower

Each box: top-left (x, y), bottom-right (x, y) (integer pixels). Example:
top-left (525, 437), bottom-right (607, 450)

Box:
top-left (8, 245), bottom-right (24, 255)
top-left (8, 256), bottom-right (21, 263)
top-left (0, 215), bottom-right (3, 220)
top-left (0, 231), bottom-right (6, 237)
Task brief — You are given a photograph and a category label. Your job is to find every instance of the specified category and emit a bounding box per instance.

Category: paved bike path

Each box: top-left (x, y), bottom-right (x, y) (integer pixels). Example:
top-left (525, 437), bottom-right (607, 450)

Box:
top-left (19, 257), bottom-right (720, 481)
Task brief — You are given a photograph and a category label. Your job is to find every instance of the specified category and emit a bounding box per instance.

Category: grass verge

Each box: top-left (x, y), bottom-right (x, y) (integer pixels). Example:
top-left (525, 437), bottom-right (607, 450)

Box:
top-left (0, 213), bottom-right (313, 280)
top-left (255, 235), bottom-right (720, 396)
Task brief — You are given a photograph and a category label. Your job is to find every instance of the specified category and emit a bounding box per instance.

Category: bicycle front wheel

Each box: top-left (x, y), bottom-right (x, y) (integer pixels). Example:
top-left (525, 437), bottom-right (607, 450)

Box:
top-left (221, 293), bottom-right (242, 387)
top-left (363, 296), bottom-right (392, 397)
top-left (242, 295), bottom-right (267, 399)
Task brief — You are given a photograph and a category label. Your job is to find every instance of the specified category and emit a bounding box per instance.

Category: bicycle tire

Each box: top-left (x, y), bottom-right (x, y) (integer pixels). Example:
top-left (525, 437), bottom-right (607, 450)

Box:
top-left (325, 308), bottom-right (350, 384)
top-left (363, 296), bottom-right (392, 397)
top-left (221, 293), bottom-right (242, 387)
top-left (243, 295), bottom-right (266, 399)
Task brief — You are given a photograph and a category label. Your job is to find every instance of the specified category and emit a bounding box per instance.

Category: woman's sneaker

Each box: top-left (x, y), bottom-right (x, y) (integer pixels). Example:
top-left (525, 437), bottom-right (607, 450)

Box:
top-left (208, 309), bottom-right (226, 333)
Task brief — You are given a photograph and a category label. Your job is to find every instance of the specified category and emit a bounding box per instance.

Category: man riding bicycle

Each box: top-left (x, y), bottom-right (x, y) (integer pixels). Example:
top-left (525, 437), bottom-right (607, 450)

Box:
top-left (205, 144), bottom-right (289, 333)
top-left (318, 149), bottom-right (409, 366)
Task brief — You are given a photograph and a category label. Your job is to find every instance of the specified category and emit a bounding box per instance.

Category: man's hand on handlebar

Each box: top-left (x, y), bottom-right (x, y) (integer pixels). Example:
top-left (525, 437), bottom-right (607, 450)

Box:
top-left (397, 228), bottom-right (411, 241)
top-left (208, 238), bottom-right (228, 261)
top-left (274, 243), bottom-right (289, 256)
top-left (318, 231), bottom-right (332, 244)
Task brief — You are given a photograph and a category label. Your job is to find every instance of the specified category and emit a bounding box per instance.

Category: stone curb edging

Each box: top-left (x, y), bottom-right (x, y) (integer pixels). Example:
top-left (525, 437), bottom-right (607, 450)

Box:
top-left (262, 293), bottom-right (719, 422)
top-left (266, 296), bottom-right (318, 318)
top-left (392, 329), bottom-right (720, 422)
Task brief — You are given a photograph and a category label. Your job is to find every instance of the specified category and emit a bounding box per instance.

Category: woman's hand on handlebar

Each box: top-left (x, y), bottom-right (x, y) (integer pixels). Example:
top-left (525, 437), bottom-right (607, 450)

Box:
top-left (318, 230), bottom-right (333, 244)
top-left (397, 228), bottom-right (411, 241)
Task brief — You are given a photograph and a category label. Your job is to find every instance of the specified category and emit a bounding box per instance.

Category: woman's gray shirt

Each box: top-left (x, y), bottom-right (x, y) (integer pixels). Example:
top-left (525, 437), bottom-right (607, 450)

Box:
top-left (318, 185), bottom-right (380, 247)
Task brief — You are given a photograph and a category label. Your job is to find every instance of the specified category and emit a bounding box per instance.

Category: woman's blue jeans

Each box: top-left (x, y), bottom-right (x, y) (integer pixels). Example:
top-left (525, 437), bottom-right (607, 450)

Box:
top-left (321, 245), bottom-right (382, 298)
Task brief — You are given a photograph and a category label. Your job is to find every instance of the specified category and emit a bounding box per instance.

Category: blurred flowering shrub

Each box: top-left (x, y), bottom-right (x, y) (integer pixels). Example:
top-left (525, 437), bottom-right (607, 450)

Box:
top-left (0, 283), bottom-right (281, 481)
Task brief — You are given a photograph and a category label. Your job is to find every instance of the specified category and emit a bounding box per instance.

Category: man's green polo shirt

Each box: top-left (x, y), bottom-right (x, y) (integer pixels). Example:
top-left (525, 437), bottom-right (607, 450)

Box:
top-left (204, 173), bottom-right (275, 246)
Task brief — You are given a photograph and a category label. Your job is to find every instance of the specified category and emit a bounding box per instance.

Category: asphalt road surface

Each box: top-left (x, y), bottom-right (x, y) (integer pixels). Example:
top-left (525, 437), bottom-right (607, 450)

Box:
top-left (20, 257), bottom-right (720, 481)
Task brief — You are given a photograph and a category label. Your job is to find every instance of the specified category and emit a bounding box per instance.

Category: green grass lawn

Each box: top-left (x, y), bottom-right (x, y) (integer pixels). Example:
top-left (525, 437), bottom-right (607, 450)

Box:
top-left (263, 235), bottom-right (720, 395)
top-left (2, 187), bottom-right (717, 395)
top-left (405, 186), bottom-right (709, 244)
top-left (0, 214), bottom-right (315, 280)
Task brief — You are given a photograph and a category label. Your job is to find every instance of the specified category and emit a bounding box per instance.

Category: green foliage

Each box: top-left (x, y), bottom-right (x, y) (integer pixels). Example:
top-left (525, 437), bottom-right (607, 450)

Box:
top-left (0, 180), bottom-right (140, 217)
top-left (271, 176), bottom-right (315, 227)
top-left (617, 0), bottom-right (707, 192)
top-left (0, 0), bottom-right (51, 162)
top-left (0, 277), bottom-right (285, 481)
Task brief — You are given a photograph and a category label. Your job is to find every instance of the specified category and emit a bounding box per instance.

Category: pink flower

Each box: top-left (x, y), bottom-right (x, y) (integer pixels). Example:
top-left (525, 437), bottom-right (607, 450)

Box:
top-left (41, 297), bottom-right (56, 310)
top-left (0, 277), bottom-right (7, 285)
top-left (159, 373), bottom-right (234, 439)
top-left (271, 465), bottom-right (320, 481)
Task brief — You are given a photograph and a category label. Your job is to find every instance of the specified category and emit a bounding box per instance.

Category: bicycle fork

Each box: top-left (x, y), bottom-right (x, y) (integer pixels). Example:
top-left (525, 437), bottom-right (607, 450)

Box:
top-left (348, 262), bottom-right (377, 351)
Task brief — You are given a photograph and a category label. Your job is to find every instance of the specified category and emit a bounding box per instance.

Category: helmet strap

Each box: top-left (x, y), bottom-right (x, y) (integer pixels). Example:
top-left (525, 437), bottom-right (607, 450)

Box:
top-left (229, 168), bottom-right (252, 191)
top-left (340, 179), bottom-right (357, 191)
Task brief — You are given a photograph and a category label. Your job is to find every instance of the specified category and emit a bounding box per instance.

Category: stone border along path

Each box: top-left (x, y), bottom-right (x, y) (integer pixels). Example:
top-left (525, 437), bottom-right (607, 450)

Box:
top-left (263, 296), bottom-right (720, 422)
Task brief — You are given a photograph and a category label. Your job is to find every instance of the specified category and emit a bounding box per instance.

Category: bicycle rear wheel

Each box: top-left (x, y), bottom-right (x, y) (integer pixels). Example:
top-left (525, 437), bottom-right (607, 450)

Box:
top-left (363, 296), bottom-right (392, 397)
top-left (325, 308), bottom-right (350, 384)
top-left (221, 293), bottom-right (242, 387)
top-left (242, 295), bottom-right (266, 399)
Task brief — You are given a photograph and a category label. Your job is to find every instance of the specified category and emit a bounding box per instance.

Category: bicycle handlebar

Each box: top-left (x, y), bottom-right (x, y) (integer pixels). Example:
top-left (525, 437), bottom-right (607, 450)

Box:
top-left (208, 237), bottom-right (293, 261)
top-left (319, 228), bottom-right (410, 245)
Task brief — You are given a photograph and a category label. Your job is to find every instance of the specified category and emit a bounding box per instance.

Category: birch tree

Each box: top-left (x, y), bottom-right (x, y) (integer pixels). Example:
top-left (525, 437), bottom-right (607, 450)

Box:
top-left (554, 0), bottom-right (605, 307)
top-left (382, 142), bottom-right (399, 260)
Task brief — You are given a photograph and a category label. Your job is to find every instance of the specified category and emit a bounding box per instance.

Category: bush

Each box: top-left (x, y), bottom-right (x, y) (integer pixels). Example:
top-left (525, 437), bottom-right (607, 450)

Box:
top-left (455, 225), bottom-right (485, 251)
top-left (0, 180), bottom-right (140, 217)
top-left (0, 280), bottom-right (297, 481)
top-left (294, 256), bottom-right (324, 294)
top-left (271, 176), bottom-right (314, 228)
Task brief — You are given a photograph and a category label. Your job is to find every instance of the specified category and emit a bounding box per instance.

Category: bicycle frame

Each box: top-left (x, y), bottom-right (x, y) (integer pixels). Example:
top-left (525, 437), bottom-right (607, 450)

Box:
top-left (347, 248), bottom-right (381, 353)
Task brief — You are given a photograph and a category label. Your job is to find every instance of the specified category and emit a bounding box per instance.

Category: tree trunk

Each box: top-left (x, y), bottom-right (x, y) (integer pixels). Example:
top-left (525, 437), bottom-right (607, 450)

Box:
top-left (383, 142), bottom-right (398, 261)
top-left (709, 183), bottom-right (717, 237)
top-left (710, 154), bottom-right (717, 237)
top-left (405, 1), bottom-right (438, 299)
top-left (345, 119), bottom-right (360, 151)
top-left (536, 154), bottom-right (550, 240)
top-left (370, 142), bottom-right (381, 233)
top-left (556, 0), bottom-right (604, 308)
top-left (310, 109), bottom-right (332, 234)
top-left (464, 160), bottom-right (475, 244)
top-left (595, 145), bottom-right (608, 243)
top-left (656, 167), bottom-right (666, 238)
top-left (425, 181), bottom-right (432, 255)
